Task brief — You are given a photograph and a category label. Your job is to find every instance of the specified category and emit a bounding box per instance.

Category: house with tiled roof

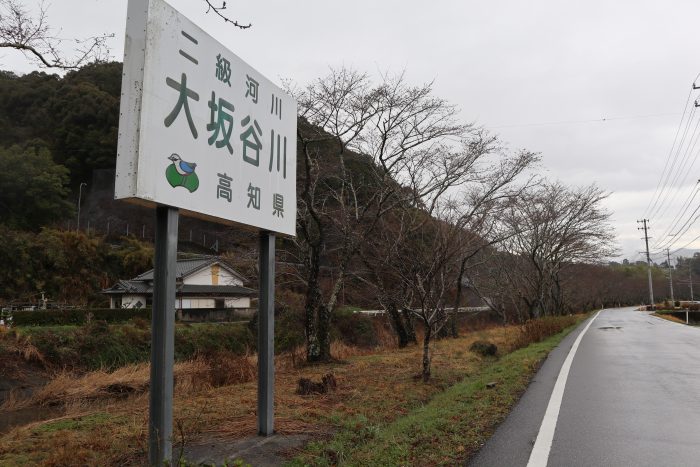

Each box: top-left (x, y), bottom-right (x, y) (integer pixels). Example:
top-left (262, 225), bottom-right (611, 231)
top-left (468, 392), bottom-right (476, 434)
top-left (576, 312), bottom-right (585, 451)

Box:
top-left (102, 256), bottom-right (255, 310)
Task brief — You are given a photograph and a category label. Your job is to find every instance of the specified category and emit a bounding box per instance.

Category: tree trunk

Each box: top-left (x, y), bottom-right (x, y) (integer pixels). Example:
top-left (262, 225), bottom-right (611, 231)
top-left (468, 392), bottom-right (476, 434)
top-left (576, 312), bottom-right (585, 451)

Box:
top-left (305, 246), bottom-right (322, 362)
top-left (422, 324), bottom-right (432, 382)
top-left (317, 303), bottom-right (332, 361)
top-left (402, 308), bottom-right (418, 344)
top-left (305, 286), bottom-right (321, 362)
top-left (450, 257), bottom-right (468, 338)
top-left (436, 308), bottom-right (450, 339)
top-left (387, 301), bottom-right (409, 348)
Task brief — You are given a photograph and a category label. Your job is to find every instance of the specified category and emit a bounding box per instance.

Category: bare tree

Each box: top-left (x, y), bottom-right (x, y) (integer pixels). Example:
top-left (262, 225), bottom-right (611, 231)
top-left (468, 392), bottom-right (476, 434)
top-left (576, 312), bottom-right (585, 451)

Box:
top-left (0, 0), bottom-right (250, 71)
top-left (475, 182), bottom-right (618, 319)
top-left (359, 139), bottom-right (538, 345)
top-left (202, 1), bottom-right (251, 29)
top-left (0, 0), bottom-right (112, 69)
top-left (291, 68), bottom-right (468, 362)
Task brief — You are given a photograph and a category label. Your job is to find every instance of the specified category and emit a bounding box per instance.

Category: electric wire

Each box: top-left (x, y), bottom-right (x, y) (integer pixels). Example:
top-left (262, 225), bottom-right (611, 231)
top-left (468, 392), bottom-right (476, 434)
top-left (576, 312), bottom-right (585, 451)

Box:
top-left (648, 105), bottom-right (700, 220)
top-left (649, 113), bottom-right (700, 224)
top-left (650, 124), bottom-right (700, 227)
top-left (644, 80), bottom-right (698, 217)
top-left (652, 182), bottom-right (700, 248)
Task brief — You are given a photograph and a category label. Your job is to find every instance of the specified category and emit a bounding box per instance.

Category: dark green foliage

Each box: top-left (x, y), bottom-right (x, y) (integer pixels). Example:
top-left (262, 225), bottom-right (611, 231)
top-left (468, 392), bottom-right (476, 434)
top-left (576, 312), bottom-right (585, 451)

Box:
top-left (11, 308), bottom-right (152, 326)
top-left (332, 308), bottom-right (379, 348)
top-left (17, 321), bottom-right (253, 371)
top-left (0, 63), bottom-right (122, 188)
top-left (247, 307), bottom-right (307, 353)
top-left (0, 142), bottom-right (72, 229)
top-left (247, 306), bottom-right (379, 353)
top-left (469, 340), bottom-right (498, 357)
top-left (274, 309), bottom-right (307, 353)
top-left (0, 226), bottom-right (153, 304)
top-left (174, 323), bottom-right (254, 360)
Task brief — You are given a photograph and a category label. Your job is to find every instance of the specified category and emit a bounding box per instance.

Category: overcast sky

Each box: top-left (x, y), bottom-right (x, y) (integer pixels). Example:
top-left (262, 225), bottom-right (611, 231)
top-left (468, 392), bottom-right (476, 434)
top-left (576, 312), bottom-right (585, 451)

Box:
top-left (4, 0), bottom-right (700, 261)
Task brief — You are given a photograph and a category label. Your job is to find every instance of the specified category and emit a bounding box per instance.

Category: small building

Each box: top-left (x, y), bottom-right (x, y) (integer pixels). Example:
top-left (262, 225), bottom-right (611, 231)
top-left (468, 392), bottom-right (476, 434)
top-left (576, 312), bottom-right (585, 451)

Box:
top-left (103, 257), bottom-right (255, 310)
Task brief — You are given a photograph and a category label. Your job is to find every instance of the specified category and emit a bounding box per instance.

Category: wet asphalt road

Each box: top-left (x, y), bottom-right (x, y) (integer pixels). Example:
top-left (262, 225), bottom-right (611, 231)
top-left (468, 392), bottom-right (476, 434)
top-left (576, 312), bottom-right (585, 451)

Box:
top-left (469, 307), bottom-right (700, 467)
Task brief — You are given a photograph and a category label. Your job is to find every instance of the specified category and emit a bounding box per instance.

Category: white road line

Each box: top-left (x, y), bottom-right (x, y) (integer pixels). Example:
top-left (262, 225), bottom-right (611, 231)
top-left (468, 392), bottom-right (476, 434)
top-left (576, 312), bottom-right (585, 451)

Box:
top-left (526, 310), bottom-right (601, 467)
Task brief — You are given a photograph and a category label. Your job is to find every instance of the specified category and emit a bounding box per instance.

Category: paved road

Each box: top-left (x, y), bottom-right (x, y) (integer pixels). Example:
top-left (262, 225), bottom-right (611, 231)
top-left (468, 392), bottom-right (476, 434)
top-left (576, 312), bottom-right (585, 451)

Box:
top-left (470, 307), bottom-right (700, 467)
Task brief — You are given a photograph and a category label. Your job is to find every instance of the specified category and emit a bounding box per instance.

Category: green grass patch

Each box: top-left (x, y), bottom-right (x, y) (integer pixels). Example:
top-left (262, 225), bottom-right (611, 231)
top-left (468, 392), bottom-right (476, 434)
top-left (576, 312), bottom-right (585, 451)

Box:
top-left (289, 320), bottom-right (583, 466)
top-left (33, 412), bottom-right (114, 434)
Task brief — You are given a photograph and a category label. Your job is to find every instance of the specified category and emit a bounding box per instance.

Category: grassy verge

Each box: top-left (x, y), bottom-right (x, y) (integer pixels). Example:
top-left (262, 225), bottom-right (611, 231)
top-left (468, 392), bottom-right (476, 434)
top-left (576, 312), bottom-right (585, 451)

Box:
top-left (289, 319), bottom-right (584, 466)
top-left (11, 321), bottom-right (253, 371)
top-left (653, 311), bottom-right (688, 324)
top-left (0, 314), bottom-right (585, 466)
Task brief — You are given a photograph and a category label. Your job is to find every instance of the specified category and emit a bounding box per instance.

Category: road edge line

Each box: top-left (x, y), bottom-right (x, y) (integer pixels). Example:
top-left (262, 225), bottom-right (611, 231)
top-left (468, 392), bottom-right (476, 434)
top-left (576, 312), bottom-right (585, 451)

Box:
top-left (526, 310), bottom-right (601, 467)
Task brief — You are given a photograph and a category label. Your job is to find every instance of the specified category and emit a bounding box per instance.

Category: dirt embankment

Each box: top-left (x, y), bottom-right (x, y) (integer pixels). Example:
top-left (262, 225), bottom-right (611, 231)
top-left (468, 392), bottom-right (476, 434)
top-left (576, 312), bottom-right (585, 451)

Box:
top-left (0, 332), bottom-right (49, 403)
top-left (0, 330), bottom-right (55, 433)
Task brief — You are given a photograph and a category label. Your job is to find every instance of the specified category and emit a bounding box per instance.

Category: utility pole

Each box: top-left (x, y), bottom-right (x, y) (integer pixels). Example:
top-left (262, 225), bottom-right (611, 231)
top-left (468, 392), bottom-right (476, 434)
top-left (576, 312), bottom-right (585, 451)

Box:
top-left (638, 219), bottom-right (655, 309)
top-left (667, 248), bottom-right (675, 304)
top-left (76, 182), bottom-right (87, 232)
top-left (690, 260), bottom-right (694, 301)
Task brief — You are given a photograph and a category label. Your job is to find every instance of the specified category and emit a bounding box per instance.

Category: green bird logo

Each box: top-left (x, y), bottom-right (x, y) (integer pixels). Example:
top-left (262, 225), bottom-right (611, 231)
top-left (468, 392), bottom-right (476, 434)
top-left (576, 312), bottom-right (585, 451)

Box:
top-left (165, 153), bottom-right (199, 193)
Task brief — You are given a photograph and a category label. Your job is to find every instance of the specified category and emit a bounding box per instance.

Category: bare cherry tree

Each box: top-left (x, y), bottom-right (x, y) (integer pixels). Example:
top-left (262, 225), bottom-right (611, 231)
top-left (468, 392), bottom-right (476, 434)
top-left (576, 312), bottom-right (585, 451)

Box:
top-left (384, 149), bottom-right (536, 380)
top-left (482, 182), bottom-right (618, 319)
top-left (0, 0), bottom-right (250, 71)
top-left (202, 1), bottom-right (251, 29)
top-left (291, 68), bottom-right (468, 362)
top-left (0, 0), bottom-right (112, 69)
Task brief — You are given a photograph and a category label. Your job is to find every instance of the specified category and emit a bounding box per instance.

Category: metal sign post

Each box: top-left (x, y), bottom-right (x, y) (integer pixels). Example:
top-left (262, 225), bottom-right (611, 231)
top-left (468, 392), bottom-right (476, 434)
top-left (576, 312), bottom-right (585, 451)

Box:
top-left (258, 232), bottom-right (275, 435)
top-left (117, 0), bottom-right (296, 461)
top-left (149, 206), bottom-right (179, 465)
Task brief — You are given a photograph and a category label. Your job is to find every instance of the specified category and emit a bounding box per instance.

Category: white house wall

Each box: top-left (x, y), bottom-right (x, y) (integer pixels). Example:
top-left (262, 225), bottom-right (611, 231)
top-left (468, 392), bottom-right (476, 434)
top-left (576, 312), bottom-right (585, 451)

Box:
top-left (184, 264), bottom-right (243, 286)
top-left (179, 298), bottom-right (217, 309)
top-left (121, 295), bottom-right (148, 309)
top-left (225, 297), bottom-right (250, 308)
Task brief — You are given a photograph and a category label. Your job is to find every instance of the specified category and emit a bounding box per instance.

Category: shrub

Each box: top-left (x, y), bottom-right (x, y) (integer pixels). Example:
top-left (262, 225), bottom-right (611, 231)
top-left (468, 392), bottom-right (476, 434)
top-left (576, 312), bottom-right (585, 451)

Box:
top-left (17, 321), bottom-right (254, 371)
top-left (12, 308), bottom-right (151, 326)
top-left (332, 308), bottom-right (378, 348)
top-left (469, 340), bottom-right (498, 357)
top-left (512, 315), bottom-right (579, 351)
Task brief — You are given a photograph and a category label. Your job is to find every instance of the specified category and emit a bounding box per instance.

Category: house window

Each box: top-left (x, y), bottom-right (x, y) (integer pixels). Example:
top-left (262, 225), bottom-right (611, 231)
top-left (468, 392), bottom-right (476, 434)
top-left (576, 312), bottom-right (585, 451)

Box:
top-left (215, 299), bottom-right (225, 309)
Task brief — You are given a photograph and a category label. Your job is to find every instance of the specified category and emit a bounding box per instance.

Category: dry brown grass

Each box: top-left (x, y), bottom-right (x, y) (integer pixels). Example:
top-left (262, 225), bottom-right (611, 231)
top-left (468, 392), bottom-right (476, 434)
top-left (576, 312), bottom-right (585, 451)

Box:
top-left (510, 314), bottom-right (579, 351)
top-left (0, 315), bottom-right (585, 466)
top-left (2, 352), bottom-right (257, 411)
top-left (654, 312), bottom-right (686, 324)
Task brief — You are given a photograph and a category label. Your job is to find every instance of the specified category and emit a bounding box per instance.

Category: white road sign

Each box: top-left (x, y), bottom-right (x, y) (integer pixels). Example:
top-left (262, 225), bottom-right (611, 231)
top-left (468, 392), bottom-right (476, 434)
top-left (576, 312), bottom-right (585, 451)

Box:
top-left (116, 0), bottom-right (297, 236)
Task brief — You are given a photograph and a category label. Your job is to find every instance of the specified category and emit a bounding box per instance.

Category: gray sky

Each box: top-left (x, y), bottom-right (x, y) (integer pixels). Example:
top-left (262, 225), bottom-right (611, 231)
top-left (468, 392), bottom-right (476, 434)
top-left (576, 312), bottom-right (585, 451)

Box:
top-left (4, 0), bottom-right (700, 261)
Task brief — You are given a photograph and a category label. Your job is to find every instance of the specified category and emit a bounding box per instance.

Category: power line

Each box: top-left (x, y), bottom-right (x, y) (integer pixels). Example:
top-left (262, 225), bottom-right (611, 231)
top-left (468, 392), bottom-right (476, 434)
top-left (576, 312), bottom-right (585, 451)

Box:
top-left (649, 112), bottom-right (700, 221)
top-left (487, 112), bottom-right (681, 130)
top-left (651, 181), bottom-right (700, 248)
top-left (648, 105), bottom-right (700, 220)
top-left (645, 75), bottom-right (700, 219)
top-left (644, 82), bottom-right (697, 217)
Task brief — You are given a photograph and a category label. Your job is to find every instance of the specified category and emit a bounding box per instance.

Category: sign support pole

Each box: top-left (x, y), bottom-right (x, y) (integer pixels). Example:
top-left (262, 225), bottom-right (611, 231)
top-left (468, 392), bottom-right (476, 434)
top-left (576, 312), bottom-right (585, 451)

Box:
top-left (258, 232), bottom-right (275, 435)
top-left (150, 206), bottom-right (179, 465)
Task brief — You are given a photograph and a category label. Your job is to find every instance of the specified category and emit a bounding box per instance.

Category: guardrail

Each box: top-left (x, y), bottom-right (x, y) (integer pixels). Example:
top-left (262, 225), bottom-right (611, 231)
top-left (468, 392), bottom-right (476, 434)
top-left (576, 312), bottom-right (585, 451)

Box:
top-left (353, 306), bottom-right (490, 316)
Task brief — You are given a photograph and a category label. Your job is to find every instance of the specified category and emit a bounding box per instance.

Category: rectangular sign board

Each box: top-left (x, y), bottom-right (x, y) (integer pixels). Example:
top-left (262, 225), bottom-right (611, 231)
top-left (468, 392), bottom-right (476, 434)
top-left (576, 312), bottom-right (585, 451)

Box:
top-left (116, 0), bottom-right (297, 236)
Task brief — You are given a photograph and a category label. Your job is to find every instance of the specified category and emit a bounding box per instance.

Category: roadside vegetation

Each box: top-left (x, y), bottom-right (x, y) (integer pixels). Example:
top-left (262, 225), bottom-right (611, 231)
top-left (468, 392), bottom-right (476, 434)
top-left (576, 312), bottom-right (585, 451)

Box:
top-left (0, 313), bottom-right (584, 466)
